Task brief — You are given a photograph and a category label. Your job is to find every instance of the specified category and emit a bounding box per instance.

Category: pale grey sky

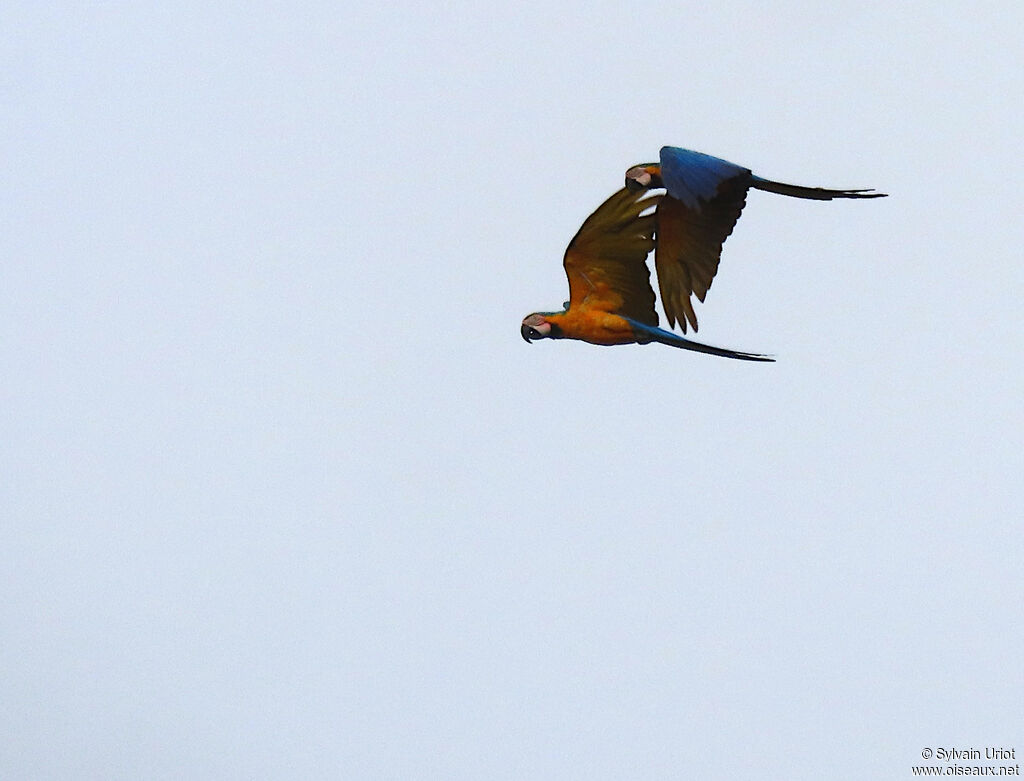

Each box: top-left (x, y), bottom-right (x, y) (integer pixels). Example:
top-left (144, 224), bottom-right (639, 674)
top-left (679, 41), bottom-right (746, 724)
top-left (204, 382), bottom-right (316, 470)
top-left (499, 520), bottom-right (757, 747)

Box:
top-left (3, 1), bottom-right (1022, 779)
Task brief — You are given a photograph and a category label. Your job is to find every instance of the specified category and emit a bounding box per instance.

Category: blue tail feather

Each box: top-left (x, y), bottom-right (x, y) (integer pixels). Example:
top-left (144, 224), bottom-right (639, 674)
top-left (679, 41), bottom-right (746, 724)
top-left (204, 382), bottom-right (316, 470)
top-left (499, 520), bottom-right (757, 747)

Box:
top-left (627, 319), bottom-right (774, 362)
top-left (751, 175), bottom-right (887, 200)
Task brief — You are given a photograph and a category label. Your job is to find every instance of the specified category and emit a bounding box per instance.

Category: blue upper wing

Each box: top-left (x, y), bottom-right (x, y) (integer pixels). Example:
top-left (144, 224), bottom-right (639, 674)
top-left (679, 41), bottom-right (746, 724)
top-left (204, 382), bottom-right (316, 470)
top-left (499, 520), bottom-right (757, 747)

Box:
top-left (659, 146), bottom-right (750, 209)
top-left (651, 147), bottom-right (753, 332)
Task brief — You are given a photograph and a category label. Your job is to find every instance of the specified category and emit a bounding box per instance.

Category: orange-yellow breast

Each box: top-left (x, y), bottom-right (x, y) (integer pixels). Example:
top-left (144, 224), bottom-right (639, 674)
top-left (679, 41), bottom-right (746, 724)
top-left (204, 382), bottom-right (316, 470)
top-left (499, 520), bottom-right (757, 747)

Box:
top-left (545, 309), bottom-right (638, 346)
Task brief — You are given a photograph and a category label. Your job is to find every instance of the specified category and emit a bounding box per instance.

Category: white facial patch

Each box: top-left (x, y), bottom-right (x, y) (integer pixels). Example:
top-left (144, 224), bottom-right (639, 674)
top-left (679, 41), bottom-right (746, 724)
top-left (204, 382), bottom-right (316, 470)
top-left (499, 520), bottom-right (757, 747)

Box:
top-left (626, 167), bottom-right (652, 187)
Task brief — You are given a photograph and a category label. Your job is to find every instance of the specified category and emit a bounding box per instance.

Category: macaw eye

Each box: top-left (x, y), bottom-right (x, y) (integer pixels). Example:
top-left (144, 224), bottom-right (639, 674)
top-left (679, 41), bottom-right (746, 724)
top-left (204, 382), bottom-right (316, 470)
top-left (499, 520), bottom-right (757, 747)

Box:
top-left (527, 328), bottom-right (542, 339)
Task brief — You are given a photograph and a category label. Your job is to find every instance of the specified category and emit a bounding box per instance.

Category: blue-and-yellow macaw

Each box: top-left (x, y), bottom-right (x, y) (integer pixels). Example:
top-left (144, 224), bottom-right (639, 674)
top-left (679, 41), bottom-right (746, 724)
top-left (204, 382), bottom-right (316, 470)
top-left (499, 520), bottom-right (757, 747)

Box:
top-left (520, 186), bottom-right (773, 361)
top-left (624, 145), bottom-right (887, 333)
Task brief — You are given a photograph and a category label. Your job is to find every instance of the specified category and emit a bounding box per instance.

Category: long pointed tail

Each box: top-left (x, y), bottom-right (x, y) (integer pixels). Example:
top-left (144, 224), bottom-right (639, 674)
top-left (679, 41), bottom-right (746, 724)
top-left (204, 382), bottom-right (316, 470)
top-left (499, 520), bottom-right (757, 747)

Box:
top-left (629, 320), bottom-right (774, 362)
top-left (751, 175), bottom-right (887, 200)
top-left (657, 334), bottom-right (774, 361)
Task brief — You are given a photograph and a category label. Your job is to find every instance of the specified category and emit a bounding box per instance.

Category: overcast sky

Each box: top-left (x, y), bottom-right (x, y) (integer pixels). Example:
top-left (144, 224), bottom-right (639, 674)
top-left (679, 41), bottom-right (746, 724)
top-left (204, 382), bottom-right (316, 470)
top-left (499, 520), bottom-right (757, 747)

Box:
top-left (3, 1), bottom-right (1022, 779)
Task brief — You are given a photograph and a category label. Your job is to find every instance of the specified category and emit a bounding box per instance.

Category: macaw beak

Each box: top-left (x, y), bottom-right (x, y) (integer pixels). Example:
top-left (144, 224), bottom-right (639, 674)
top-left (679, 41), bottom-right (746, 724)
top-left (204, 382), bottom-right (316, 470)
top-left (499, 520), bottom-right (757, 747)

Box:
top-left (521, 324), bottom-right (534, 343)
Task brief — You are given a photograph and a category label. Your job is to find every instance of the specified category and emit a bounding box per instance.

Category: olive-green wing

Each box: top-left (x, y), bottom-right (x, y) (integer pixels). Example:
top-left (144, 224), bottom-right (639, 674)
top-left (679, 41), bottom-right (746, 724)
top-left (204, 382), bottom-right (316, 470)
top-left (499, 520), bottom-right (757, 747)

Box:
top-left (654, 177), bottom-right (750, 333)
top-left (563, 187), bottom-right (662, 326)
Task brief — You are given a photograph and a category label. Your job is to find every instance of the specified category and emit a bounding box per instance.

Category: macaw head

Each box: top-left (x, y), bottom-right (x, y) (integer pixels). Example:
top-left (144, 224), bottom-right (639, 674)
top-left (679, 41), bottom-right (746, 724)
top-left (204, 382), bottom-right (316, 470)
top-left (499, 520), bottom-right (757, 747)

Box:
top-left (625, 164), bottom-right (663, 192)
top-left (520, 313), bottom-right (558, 343)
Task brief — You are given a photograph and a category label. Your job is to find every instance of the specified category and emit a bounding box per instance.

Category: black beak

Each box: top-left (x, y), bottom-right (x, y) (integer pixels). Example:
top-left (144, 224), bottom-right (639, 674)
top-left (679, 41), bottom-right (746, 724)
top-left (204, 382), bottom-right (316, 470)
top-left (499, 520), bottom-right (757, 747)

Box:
top-left (624, 177), bottom-right (643, 192)
top-left (521, 324), bottom-right (533, 343)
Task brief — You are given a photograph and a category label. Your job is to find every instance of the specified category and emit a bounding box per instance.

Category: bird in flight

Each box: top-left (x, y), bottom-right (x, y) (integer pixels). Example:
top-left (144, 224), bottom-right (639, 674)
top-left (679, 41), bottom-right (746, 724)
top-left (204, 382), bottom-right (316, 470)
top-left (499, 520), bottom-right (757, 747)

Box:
top-left (624, 145), bottom-right (887, 333)
top-left (520, 186), bottom-right (773, 361)
top-left (521, 146), bottom-right (886, 360)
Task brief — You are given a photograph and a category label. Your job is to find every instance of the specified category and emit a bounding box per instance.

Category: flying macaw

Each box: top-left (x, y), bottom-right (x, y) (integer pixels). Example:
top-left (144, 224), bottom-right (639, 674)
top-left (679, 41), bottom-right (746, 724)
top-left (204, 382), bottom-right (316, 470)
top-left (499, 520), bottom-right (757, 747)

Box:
top-left (520, 186), bottom-right (773, 361)
top-left (624, 145), bottom-right (887, 333)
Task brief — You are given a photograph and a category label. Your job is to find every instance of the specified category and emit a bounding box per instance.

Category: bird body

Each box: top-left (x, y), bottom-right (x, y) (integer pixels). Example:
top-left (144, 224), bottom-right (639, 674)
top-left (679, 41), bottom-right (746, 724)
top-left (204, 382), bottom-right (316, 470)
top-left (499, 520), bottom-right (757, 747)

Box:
top-left (523, 307), bottom-right (772, 360)
top-left (528, 309), bottom-right (638, 346)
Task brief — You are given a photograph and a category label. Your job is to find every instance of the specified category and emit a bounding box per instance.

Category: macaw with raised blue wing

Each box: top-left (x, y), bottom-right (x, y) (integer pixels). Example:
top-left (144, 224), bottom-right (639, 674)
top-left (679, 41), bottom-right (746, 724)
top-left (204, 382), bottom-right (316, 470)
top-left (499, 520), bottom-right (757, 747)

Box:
top-left (520, 186), bottom-right (773, 361)
top-left (624, 145), bottom-right (887, 333)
